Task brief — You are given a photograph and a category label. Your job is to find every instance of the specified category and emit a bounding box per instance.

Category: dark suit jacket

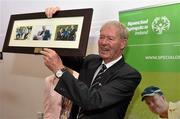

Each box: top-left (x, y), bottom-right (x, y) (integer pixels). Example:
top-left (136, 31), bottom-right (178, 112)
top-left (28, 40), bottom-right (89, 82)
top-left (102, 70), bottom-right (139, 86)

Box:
top-left (55, 54), bottom-right (141, 119)
top-left (43, 30), bottom-right (51, 40)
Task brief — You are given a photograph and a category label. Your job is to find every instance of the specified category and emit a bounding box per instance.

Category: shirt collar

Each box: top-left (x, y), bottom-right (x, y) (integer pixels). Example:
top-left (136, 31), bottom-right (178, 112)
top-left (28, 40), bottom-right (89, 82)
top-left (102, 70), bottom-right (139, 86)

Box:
top-left (102, 55), bottom-right (122, 69)
top-left (169, 102), bottom-right (177, 111)
top-left (158, 102), bottom-right (177, 119)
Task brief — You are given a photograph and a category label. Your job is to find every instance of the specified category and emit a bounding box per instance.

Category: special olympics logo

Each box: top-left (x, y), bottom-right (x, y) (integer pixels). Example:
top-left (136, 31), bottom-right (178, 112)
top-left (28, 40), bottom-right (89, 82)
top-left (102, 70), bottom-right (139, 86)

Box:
top-left (151, 16), bottom-right (170, 34)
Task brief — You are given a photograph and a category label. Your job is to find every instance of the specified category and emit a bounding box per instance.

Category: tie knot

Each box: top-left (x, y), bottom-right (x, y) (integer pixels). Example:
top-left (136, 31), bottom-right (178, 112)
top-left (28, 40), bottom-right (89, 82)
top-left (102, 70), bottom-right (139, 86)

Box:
top-left (101, 64), bottom-right (107, 71)
top-left (91, 64), bottom-right (107, 85)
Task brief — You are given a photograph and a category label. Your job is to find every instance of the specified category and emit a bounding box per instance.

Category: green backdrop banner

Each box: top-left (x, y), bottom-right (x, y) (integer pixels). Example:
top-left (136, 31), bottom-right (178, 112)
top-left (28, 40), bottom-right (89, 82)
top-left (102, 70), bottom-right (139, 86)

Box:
top-left (119, 3), bottom-right (180, 72)
top-left (119, 3), bottom-right (180, 119)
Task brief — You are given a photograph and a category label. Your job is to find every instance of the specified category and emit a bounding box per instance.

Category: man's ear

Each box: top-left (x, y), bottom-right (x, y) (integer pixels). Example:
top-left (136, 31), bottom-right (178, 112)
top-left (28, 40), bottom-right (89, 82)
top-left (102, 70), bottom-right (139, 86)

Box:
top-left (120, 39), bottom-right (127, 50)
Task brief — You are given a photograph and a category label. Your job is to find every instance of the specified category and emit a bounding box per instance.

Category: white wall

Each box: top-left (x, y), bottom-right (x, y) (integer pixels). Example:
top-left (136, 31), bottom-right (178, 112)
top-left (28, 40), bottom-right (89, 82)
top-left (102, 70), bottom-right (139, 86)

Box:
top-left (0, 0), bottom-right (180, 119)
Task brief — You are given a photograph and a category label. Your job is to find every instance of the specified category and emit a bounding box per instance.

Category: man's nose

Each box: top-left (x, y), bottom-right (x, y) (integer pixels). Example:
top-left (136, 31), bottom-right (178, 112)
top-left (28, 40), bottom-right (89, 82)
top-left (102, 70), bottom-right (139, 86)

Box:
top-left (100, 38), bottom-right (108, 44)
top-left (148, 102), bottom-right (155, 107)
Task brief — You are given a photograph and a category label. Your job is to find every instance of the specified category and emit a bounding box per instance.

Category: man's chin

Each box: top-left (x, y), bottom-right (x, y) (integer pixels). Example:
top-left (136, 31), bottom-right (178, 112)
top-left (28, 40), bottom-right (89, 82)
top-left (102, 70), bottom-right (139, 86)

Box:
top-left (99, 54), bottom-right (108, 59)
top-left (152, 109), bottom-right (161, 114)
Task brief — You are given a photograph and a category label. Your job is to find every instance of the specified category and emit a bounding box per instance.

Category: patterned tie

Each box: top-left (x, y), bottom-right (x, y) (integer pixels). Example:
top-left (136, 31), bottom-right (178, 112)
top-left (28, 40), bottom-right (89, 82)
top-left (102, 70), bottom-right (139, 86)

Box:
top-left (92, 64), bottom-right (107, 85)
top-left (77, 64), bottom-right (107, 118)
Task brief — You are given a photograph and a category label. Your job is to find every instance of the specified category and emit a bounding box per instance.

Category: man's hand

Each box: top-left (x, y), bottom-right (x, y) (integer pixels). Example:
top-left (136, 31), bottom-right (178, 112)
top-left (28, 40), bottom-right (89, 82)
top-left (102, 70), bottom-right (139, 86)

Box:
top-left (40, 48), bottom-right (64, 73)
top-left (45, 6), bottom-right (60, 18)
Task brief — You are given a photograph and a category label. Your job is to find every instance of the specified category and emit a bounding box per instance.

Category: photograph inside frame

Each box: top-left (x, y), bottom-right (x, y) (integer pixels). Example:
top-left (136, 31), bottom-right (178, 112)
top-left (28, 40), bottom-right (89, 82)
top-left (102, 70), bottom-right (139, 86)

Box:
top-left (3, 8), bottom-right (93, 56)
top-left (9, 17), bottom-right (82, 49)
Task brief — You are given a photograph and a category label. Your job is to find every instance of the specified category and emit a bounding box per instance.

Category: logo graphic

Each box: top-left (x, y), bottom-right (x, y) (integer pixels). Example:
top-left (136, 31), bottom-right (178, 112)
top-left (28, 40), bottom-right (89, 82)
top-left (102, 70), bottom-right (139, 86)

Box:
top-left (151, 16), bottom-right (170, 34)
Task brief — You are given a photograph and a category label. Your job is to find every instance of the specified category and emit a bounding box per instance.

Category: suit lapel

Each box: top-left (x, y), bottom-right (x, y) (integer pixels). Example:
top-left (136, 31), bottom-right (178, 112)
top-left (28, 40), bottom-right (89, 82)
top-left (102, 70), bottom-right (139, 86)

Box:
top-left (99, 56), bottom-right (125, 85)
top-left (83, 55), bottom-right (125, 88)
top-left (85, 59), bottom-right (102, 87)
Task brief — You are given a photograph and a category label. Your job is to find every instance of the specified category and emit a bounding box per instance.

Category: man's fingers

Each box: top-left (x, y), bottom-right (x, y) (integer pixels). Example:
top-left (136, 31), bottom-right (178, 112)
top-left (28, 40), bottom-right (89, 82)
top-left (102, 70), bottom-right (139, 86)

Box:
top-left (53, 6), bottom-right (60, 14)
top-left (45, 6), bottom-right (60, 18)
top-left (45, 8), bottom-right (51, 18)
top-left (40, 48), bottom-right (59, 62)
top-left (40, 49), bottom-right (49, 57)
top-left (40, 48), bottom-right (53, 54)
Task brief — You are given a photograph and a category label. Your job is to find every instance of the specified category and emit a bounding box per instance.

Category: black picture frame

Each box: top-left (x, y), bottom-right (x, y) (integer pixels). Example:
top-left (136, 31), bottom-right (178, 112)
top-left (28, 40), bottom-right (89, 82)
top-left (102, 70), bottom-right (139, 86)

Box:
top-left (3, 8), bottom-right (93, 56)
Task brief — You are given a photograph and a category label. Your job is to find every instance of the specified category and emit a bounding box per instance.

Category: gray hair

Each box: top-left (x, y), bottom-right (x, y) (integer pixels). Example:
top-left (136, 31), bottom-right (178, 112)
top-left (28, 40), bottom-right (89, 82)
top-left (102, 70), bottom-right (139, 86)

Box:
top-left (100, 20), bottom-right (128, 40)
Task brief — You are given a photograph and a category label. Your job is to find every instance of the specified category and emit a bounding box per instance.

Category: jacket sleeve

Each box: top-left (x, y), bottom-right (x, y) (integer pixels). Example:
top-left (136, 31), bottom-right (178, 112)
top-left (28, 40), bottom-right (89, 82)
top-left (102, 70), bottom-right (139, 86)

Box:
top-left (54, 69), bottom-right (141, 111)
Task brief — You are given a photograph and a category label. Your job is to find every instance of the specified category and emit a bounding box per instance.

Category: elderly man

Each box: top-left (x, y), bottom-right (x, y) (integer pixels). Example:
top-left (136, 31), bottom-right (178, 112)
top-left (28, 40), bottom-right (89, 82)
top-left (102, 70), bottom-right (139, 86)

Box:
top-left (141, 86), bottom-right (180, 119)
top-left (41, 6), bottom-right (141, 119)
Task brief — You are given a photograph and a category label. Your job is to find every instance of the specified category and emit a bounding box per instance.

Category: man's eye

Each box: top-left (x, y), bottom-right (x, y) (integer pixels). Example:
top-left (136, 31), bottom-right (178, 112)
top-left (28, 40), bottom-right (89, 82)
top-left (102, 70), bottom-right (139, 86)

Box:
top-left (109, 38), bottom-right (113, 40)
top-left (107, 37), bottom-right (113, 41)
top-left (100, 36), bottom-right (105, 39)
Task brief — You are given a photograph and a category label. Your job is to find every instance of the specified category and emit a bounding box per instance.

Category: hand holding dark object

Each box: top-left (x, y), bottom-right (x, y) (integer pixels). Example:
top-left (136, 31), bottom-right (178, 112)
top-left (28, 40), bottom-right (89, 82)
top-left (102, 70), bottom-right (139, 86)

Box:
top-left (45, 6), bottom-right (60, 18)
top-left (40, 48), bottom-right (64, 73)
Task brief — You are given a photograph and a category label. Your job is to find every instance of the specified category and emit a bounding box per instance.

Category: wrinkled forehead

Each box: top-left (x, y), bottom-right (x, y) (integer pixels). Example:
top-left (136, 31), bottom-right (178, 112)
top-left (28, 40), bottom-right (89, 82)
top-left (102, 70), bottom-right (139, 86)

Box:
top-left (101, 24), bottom-right (119, 31)
top-left (100, 25), bottom-right (119, 37)
top-left (100, 22), bottom-right (128, 40)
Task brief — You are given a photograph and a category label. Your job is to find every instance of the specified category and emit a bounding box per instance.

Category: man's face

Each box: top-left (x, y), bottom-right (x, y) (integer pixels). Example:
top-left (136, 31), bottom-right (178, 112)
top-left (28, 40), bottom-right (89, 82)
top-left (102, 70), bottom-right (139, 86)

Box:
top-left (144, 94), bottom-right (166, 115)
top-left (98, 25), bottom-right (126, 63)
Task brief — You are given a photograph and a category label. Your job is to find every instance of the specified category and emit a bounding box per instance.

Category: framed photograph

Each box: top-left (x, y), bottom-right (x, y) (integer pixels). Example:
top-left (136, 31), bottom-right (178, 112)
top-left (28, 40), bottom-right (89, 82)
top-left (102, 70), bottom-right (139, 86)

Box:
top-left (3, 8), bottom-right (93, 56)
